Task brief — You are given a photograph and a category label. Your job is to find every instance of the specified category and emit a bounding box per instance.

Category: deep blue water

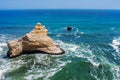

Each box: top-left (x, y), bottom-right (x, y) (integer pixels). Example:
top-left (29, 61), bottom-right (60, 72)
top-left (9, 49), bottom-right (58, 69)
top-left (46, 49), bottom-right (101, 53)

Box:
top-left (0, 9), bottom-right (120, 80)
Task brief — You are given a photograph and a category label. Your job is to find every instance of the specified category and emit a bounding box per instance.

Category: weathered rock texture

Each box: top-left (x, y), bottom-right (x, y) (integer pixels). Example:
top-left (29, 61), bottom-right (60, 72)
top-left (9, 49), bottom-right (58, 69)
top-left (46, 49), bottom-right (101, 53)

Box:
top-left (7, 23), bottom-right (65, 58)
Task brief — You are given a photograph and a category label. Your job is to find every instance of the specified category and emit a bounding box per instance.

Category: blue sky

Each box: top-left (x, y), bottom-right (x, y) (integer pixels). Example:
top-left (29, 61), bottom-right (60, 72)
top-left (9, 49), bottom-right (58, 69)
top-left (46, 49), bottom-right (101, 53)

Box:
top-left (0, 0), bottom-right (120, 9)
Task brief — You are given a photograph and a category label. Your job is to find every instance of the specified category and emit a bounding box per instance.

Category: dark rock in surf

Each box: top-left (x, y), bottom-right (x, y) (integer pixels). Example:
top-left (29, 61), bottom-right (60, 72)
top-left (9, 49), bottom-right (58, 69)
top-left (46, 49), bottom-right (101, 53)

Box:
top-left (67, 27), bottom-right (72, 31)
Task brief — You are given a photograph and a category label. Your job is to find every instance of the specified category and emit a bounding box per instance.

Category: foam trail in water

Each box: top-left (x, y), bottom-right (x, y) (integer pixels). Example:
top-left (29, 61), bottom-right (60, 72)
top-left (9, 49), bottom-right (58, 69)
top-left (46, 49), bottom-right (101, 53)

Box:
top-left (0, 59), bottom-right (26, 79)
top-left (25, 40), bottom-right (92, 80)
top-left (55, 40), bottom-right (100, 67)
top-left (24, 54), bottom-right (69, 80)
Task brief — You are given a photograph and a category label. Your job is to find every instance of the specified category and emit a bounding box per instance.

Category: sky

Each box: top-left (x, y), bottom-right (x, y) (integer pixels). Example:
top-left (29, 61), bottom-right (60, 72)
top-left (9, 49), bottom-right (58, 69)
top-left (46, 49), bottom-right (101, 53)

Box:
top-left (0, 0), bottom-right (120, 9)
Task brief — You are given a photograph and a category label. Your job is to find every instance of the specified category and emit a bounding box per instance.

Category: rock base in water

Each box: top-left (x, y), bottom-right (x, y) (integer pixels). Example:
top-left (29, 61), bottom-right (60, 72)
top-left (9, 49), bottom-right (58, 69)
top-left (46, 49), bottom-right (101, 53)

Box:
top-left (7, 23), bottom-right (65, 58)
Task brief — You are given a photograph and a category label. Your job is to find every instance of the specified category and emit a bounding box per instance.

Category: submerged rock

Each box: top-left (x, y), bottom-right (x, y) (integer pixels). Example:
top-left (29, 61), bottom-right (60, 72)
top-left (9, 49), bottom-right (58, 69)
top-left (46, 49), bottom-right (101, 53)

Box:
top-left (7, 23), bottom-right (65, 58)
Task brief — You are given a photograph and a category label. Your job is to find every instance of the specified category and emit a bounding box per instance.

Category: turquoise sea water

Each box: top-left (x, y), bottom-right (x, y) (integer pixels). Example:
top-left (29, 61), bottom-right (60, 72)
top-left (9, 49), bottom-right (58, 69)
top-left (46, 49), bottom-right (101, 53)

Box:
top-left (0, 9), bottom-right (120, 80)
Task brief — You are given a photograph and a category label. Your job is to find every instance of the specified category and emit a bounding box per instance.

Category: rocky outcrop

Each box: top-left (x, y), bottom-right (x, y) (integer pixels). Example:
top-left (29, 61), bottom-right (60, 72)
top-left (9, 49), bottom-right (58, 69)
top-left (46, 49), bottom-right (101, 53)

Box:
top-left (7, 23), bottom-right (65, 58)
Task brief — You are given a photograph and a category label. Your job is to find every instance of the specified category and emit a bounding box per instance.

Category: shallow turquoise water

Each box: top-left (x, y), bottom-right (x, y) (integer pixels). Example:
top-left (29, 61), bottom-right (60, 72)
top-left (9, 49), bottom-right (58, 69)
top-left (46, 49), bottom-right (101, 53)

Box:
top-left (0, 9), bottom-right (120, 80)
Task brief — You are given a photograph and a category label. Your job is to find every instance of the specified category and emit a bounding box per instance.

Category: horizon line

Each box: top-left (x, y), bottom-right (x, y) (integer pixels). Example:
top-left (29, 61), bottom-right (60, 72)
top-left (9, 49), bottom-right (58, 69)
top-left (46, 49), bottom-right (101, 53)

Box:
top-left (0, 8), bottom-right (120, 10)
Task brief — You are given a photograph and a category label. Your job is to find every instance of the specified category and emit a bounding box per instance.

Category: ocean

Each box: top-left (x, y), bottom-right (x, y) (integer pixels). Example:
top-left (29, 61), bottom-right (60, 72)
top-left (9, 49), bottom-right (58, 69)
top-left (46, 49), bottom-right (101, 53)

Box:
top-left (0, 9), bottom-right (120, 80)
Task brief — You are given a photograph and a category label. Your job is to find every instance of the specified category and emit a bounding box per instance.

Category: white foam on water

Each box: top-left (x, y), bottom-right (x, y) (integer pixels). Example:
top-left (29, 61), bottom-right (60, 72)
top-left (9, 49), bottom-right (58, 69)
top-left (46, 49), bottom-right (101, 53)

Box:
top-left (93, 52), bottom-right (120, 80)
top-left (55, 40), bottom-right (79, 52)
top-left (23, 42), bottom-right (78, 80)
top-left (110, 37), bottom-right (120, 53)
top-left (0, 59), bottom-right (26, 80)
top-left (24, 53), bottom-right (70, 80)
top-left (88, 57), bottom-right (100, 67)
top-left (90, 54), bottom-right (120, 80)
top-left (0, 63), bottom-right (11, 79)
top-left (0, 43), bottom-right (7, 52)
top-left (24, 63), bottom-right (67, 80)
top-left (0, 43), bottom-right (7, 47)
top-left (72, 45), bottom-right (99, 66)
top-left (111, 66), bottom-right (120, 80)
top-left (55, 40), bottom-right (100, 67)
top-left (68, 44), bottom-right (78, 52)
top-left (76, 51), bottom-right (100, 67)
top-left (0, 35), bottom-right (10, 79)
top-left (0, 34), bottom-right (17, 53)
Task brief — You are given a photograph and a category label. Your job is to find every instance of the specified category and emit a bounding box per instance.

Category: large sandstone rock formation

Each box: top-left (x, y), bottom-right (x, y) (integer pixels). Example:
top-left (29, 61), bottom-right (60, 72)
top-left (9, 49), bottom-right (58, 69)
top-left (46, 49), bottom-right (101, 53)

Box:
top-left (7, 23), bottom-right (65, 58)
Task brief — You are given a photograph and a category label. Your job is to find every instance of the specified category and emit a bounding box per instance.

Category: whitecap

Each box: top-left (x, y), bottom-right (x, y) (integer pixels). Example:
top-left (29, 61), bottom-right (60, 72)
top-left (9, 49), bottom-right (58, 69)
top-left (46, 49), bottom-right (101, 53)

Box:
top-left (0, 43), bottom-right (7, 47)
top-left (68, 44), bottom-right (78, 52)
top-left (88, 58), bottom-right (100, 67)
top-left (110, 37), bottom-right (120, 53)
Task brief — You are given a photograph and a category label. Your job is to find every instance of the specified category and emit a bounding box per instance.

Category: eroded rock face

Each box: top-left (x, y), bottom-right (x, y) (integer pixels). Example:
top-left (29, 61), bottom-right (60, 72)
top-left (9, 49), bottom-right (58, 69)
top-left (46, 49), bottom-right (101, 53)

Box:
top-left (7, 23), bottom-right (65, 58)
